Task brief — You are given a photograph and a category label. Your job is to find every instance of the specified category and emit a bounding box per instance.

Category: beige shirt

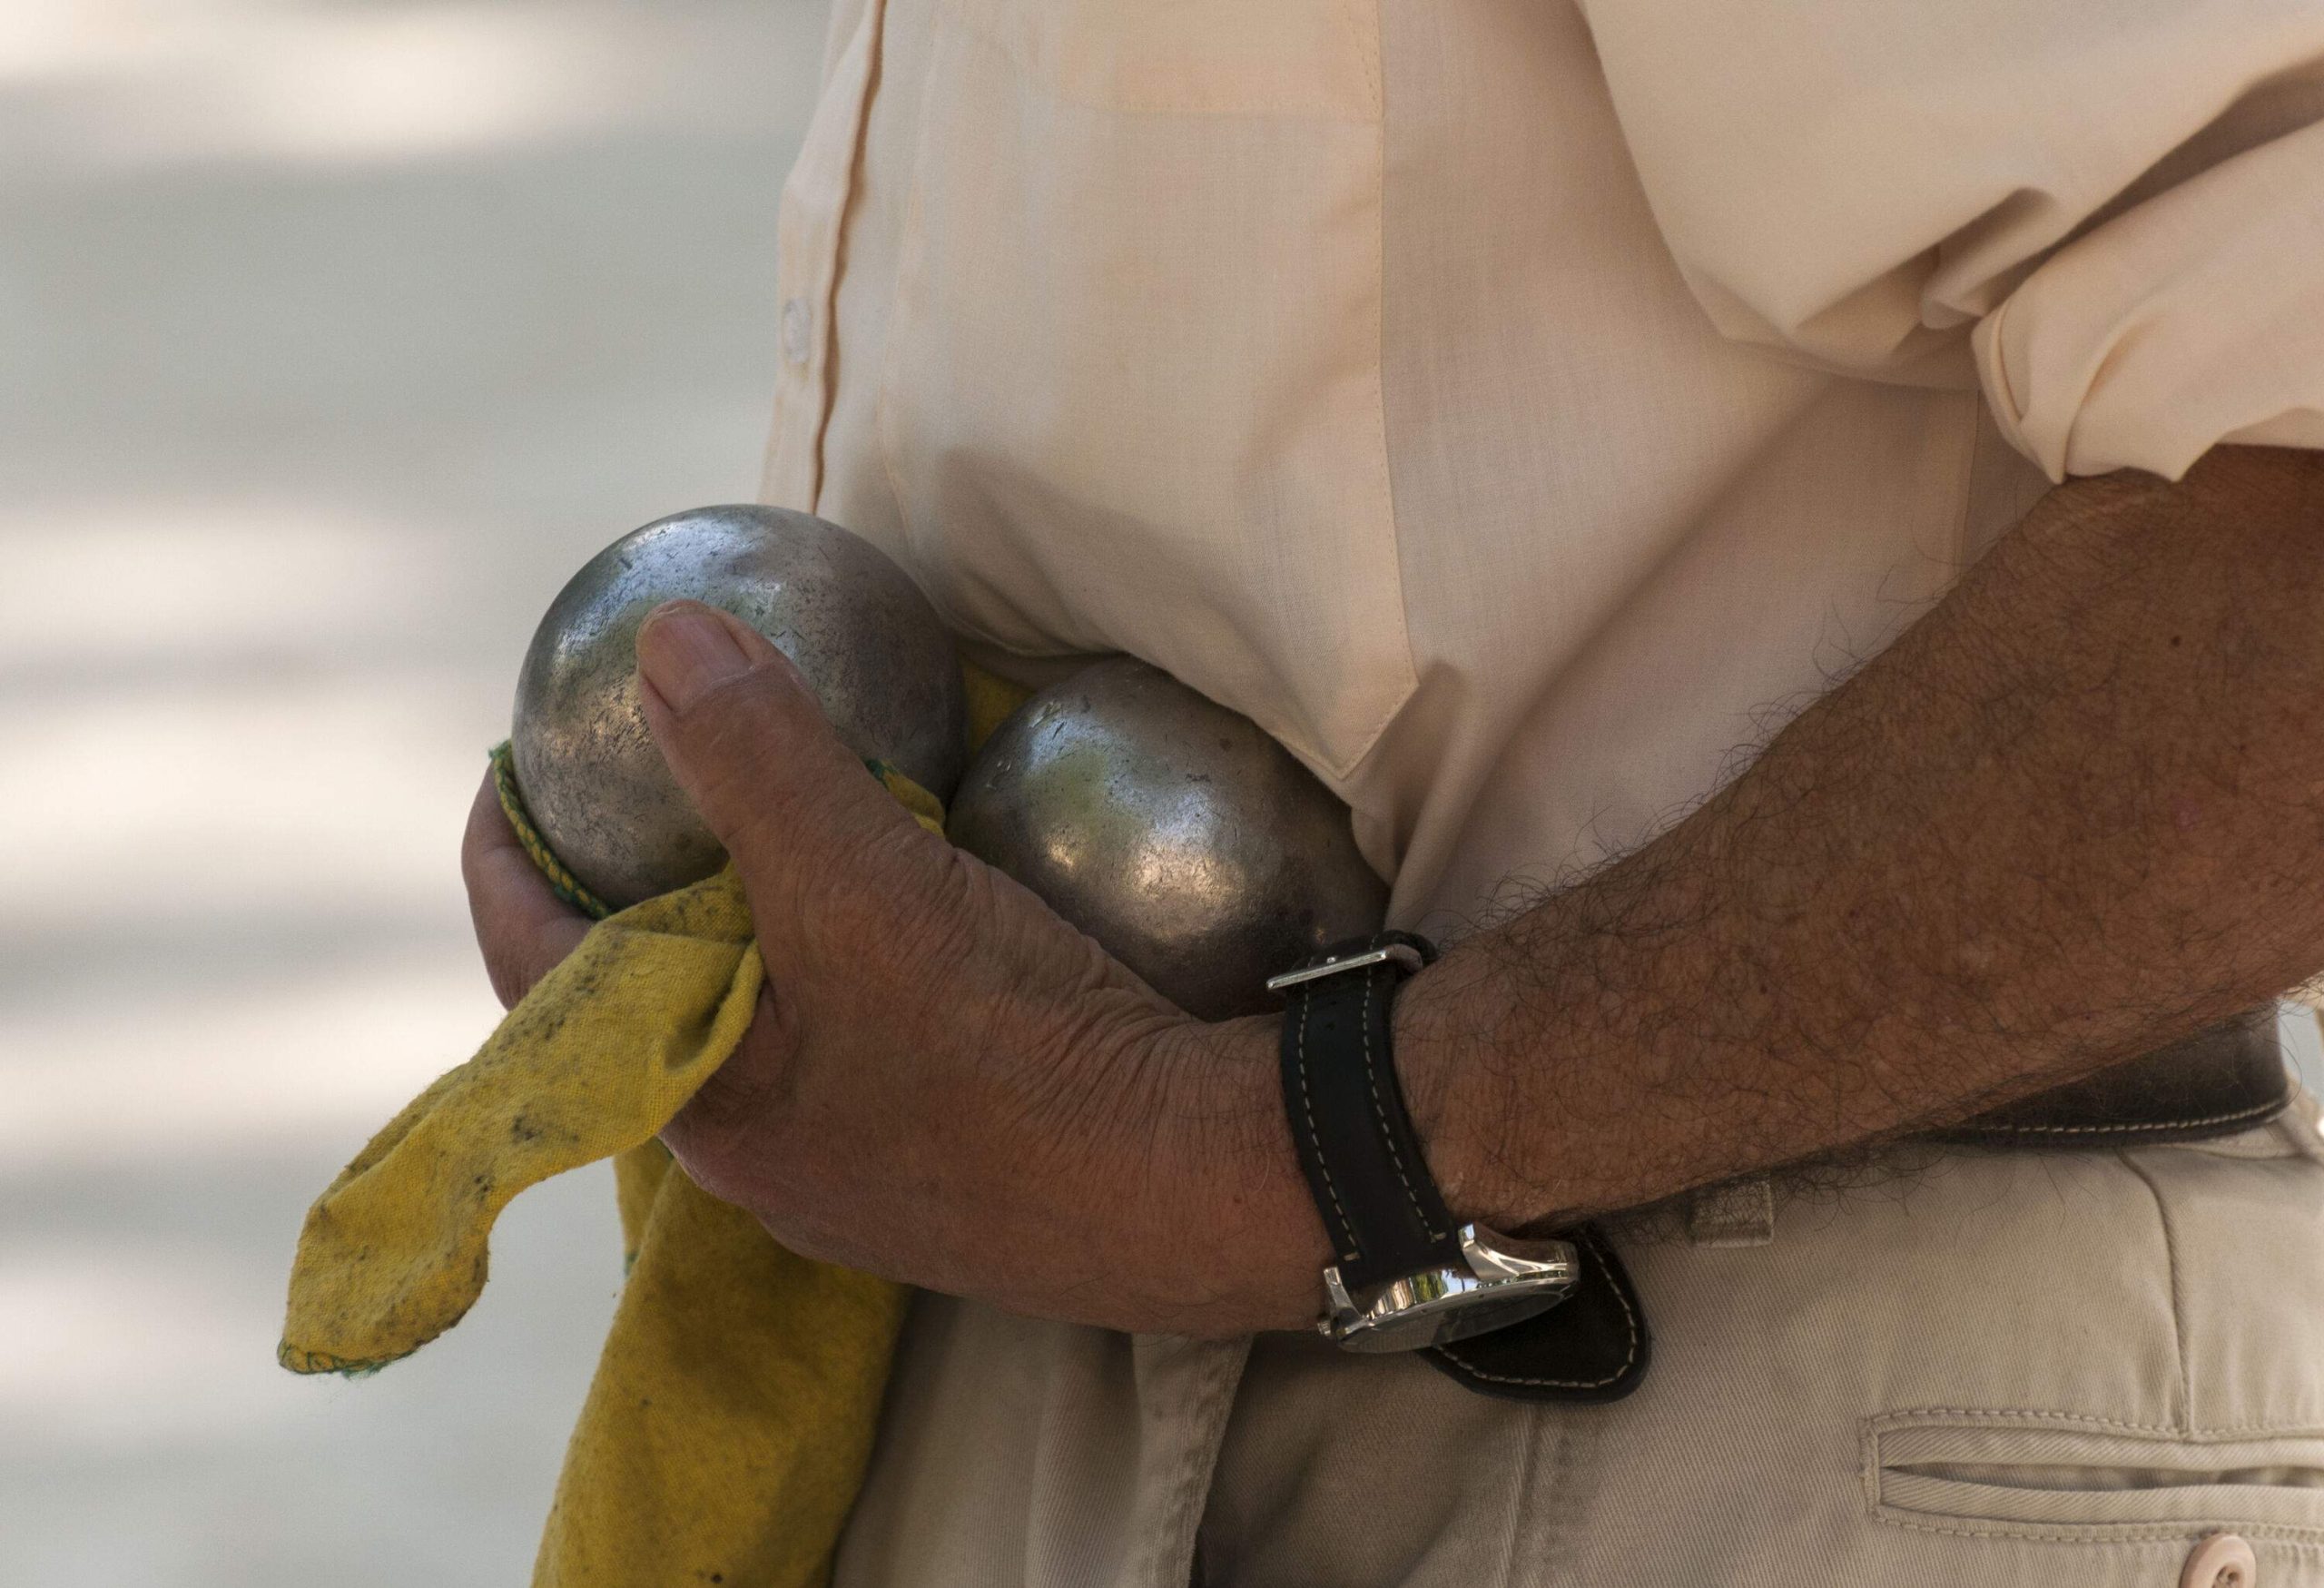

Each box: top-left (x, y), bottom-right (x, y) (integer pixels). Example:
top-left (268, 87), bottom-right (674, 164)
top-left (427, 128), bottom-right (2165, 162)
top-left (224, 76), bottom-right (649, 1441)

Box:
top-left (766, 3), bottom-right (2324, 1581)
top-left (765, 0), bottom-right (2324, 933)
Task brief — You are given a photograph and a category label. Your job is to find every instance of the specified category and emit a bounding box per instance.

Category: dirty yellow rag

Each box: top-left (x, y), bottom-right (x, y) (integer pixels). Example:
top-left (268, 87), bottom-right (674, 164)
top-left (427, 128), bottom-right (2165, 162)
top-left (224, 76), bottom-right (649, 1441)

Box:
top-left (281, 663), bottom-right (1031, 1587)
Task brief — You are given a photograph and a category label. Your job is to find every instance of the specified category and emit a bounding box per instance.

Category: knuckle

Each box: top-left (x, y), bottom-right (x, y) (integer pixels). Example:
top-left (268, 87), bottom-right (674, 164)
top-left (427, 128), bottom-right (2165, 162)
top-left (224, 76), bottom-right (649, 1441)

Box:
top-left (681, 674), bottom-right (851, 836)
top-left (482, 947), bottom-right (530, 1010)
top-left (792, 829), bottom-right (969, 971)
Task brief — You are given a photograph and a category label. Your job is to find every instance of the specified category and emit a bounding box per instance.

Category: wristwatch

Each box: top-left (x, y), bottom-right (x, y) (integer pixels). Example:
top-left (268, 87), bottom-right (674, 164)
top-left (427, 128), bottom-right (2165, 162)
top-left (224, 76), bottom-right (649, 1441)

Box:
top-left (1268, 932), bottom-right (1581, 1352)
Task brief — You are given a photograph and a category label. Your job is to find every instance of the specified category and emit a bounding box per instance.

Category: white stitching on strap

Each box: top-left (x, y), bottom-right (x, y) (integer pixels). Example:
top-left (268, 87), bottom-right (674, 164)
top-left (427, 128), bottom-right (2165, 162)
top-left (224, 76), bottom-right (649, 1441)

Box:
top-left (1432, 1228), bottom-right (1641, 1390)
top-left (1295, 989), bottom-right (1360, 1264)
top-left (1361, 958), bottom-right (1444, 1243)
top-left (1961, 1096), bottom-right (2287, 1139)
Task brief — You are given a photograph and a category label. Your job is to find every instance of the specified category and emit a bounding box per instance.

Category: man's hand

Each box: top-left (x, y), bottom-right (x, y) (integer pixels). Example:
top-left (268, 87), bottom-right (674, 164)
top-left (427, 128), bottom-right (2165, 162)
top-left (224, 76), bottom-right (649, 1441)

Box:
top-left (462, 602), bottom-right (1325, 1336)
top-left (461, 775), bottom-right (589, 1011)
top-left (466, 447), bottom-right (2324, 1336)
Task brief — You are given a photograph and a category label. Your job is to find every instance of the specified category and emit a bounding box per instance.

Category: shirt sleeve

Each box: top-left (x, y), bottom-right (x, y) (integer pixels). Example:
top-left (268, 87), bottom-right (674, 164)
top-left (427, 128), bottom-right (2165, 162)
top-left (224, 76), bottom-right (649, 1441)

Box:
top-left (1577, 0), bottom-right (2324, 480)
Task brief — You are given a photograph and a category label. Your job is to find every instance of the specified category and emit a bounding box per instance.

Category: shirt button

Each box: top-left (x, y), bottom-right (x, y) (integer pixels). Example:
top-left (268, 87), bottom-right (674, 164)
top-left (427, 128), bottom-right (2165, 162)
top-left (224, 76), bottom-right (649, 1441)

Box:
top-left (2181, 1533), bottom-right (2258, 1588)
top-left (781, 298), bottom-right (812, 365)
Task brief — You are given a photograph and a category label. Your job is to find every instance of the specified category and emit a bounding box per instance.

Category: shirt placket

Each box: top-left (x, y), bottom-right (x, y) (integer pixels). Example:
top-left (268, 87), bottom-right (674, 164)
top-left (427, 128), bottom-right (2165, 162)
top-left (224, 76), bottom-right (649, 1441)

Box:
top-left (764, 0), bottom-right (888, 515)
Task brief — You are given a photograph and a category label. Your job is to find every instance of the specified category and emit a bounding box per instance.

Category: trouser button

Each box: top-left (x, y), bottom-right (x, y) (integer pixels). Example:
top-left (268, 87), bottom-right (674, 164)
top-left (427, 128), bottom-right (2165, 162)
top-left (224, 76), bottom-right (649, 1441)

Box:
top-left (2181, 1533), bottom-right (2258, 1588)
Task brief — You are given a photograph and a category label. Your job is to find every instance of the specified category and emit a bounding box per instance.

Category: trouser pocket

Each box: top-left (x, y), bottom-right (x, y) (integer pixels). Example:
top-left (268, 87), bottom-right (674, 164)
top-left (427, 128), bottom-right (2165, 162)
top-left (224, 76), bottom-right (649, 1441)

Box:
top-left (1867, 1413), bottom-right (2324, 1544)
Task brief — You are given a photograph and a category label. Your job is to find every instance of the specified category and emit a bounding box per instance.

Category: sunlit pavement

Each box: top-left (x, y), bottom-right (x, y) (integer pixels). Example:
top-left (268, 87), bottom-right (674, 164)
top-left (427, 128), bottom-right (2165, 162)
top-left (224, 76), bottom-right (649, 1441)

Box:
top-left (0, 1), bottom-right (823, 1579)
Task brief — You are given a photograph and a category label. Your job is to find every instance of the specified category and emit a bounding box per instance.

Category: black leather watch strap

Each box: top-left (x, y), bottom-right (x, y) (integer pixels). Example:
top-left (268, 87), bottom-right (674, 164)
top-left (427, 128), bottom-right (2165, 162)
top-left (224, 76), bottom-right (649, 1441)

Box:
top-left (1276, 932), bottom-right (1463, 1294)
top-left (1427, 1229), bottom-right (1651, 1404)
top-left (1275, 930), bottom-right (1654, 1402)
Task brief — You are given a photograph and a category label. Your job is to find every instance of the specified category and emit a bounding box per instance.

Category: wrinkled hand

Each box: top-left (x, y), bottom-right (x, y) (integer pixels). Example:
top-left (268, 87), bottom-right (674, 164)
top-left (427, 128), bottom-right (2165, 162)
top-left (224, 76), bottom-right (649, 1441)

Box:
top-left (462, 601), bottom-right (1325, 1335)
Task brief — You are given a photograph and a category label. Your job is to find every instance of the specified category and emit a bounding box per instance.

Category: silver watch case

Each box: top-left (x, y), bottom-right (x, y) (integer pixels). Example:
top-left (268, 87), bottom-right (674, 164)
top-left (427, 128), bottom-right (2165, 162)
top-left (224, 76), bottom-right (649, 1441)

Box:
top-left (1319, 1223), bottom-right (1581, 1353)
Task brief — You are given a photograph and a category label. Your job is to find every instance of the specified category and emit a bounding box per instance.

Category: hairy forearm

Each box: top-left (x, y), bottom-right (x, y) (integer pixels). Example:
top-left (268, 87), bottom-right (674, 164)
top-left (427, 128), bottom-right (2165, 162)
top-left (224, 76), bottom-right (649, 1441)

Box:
top-left (469, 449), bottom-right (2321, 1339)
top-left (1394, 445), bottom-right (2324, 1232)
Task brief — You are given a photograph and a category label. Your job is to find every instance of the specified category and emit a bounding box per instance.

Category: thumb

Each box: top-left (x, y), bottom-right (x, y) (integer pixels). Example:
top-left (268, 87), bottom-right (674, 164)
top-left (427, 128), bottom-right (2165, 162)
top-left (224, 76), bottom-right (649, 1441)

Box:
top-left (634, 600), bottom-right (927, 916)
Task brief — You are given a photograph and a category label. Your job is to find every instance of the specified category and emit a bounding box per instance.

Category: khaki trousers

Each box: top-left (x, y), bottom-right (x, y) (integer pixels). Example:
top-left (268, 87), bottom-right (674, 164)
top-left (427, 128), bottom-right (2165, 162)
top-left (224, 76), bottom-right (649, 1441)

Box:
top-left (832, 1085), bottom-right (2324, 1587)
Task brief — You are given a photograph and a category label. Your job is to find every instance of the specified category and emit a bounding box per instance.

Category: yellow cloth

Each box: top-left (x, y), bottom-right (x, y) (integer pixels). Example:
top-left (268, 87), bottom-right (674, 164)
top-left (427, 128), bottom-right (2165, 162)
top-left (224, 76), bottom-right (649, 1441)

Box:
top-left (278, 866), bottom-right (771, 1377)
top-left (281, 662), bottom-right (1030, 1587)
top-left (539, 1144), bottom-right (910, 1587)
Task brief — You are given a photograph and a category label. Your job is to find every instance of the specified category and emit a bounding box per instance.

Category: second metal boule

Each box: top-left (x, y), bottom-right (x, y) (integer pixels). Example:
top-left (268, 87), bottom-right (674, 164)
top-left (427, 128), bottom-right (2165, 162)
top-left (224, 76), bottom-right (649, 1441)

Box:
top-left (947, 657), bottom-right (1389, 1019)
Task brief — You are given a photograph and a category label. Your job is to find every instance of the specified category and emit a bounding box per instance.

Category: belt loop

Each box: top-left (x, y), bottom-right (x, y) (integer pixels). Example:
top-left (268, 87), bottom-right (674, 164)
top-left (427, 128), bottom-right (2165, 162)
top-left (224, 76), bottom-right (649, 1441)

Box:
top-left (2281, 1081), bottom-right (2324, 1168)
top-left (1687, 1175), bottom-right (1775, 1248)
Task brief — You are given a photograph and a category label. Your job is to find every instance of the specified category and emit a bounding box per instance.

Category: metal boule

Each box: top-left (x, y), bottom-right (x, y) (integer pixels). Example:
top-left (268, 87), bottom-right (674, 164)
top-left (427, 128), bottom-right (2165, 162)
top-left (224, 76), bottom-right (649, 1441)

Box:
top-left (947, 657), bottom-right (1388, 1020)
top-left (511, 504), bottom-right (965, 909)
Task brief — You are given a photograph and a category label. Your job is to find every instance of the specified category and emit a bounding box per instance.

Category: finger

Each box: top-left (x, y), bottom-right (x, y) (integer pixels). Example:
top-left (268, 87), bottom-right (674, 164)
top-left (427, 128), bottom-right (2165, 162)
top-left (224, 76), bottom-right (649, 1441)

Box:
top-left (461, 770), bottom-right (591, 1008)
top-left (633, 601), bottom-right (936, 936)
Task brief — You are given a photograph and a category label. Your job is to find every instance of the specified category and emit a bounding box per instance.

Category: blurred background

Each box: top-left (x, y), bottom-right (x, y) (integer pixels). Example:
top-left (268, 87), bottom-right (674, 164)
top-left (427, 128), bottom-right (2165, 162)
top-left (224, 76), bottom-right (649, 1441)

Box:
top-left (0, 0), bottom-right (825, 1578)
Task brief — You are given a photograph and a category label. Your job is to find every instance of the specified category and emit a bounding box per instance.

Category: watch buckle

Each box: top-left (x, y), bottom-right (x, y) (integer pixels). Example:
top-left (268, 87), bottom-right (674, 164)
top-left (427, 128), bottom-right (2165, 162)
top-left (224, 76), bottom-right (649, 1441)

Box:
top-left (1317, 1224), bottom-right (1581, 1353)
top-left (1265, 942), bottom-right (1425, 994)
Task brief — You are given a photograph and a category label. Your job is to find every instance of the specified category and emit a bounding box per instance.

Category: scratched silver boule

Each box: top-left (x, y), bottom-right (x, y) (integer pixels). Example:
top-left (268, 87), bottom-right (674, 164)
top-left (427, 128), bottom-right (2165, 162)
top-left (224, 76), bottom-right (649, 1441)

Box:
top-left (948, 657), bottom-right (1388, 1020)
top-left (512, 504), bottom-right (965, 909)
